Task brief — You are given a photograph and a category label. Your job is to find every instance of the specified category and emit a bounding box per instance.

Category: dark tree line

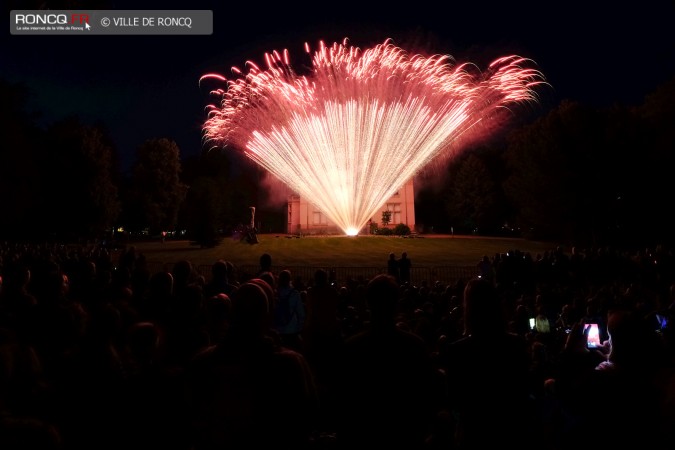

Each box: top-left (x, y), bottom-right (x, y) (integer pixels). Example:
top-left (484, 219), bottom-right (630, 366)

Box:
top-left (0, 82), bottom-right (121, 240)
top-left (2, 75), bottom-right (674, 248)
top-left (417, 76), bottom-right (675, 248)
top-left (122, 138), bottom-right (187, 236)
top-left (178, 150), bottom-right (265, 246)
top-left (0, 78), bottom-right (273, 245)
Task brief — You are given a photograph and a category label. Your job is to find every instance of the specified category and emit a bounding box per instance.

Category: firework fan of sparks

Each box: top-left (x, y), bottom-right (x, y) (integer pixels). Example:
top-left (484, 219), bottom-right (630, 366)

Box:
top-left (202, 38), bottom-right (546, 236)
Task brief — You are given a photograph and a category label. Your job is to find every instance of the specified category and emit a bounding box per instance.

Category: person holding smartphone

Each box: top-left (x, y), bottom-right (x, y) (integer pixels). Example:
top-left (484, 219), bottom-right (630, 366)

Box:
top-left (559, 311), bottom-right (667, 447)
top-left (580, 298), bottom-right (609, 344)
top-left (583, 323), bottom-right (603, 349)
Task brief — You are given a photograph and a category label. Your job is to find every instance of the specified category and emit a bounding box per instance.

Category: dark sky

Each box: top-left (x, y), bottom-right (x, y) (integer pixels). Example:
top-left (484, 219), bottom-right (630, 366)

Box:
top-left (3, 1), bottom-right (674, 172)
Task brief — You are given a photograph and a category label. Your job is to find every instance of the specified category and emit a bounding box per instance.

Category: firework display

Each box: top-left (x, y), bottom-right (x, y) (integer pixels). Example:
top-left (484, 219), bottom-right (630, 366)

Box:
top-left (202, 38), bottom-right (545, 235)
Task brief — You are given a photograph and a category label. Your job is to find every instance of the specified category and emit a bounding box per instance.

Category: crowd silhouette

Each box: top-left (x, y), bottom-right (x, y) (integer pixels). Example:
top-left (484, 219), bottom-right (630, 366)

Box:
top-left (1, 240), bottom-right (674, 449)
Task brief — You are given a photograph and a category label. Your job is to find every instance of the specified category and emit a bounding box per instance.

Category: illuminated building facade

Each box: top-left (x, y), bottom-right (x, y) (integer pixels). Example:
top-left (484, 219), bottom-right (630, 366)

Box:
top-left (286, 179), bottom-right (415, 235)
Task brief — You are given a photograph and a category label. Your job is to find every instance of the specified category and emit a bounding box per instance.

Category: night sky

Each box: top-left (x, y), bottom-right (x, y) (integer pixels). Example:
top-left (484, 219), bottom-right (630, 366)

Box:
top-left (3, 1), bottom-right (674, 173)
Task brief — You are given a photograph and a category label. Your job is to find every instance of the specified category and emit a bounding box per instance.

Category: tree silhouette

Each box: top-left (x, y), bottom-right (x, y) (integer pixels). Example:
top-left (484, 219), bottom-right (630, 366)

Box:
top-left (127, 138), bottom-right (187, 235)
top-left (42, 117), bottom-right (120, 238)
top-left (0, 79), bottom-right (43, 238)
top-left (444, 153), bottom-right (500, 234)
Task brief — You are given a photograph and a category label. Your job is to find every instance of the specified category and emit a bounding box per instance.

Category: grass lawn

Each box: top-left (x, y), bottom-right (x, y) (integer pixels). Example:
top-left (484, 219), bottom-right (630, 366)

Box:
top-left (122, 234), bottom-right (560, 270)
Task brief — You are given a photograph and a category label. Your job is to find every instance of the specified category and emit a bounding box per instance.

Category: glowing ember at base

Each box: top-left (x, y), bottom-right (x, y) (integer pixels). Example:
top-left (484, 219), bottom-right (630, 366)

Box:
top-left (202, 38), bottom-right (545, 235)
top-left (345, 227), bottom-right (359, 237)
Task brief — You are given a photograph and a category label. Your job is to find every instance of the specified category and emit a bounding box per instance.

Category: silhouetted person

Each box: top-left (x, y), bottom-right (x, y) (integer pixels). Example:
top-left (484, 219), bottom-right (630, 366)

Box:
top-left (258, 253), bottom-right (273, 277)
top-left (140, 270), bottom-right (173, 323)
top-left (477, 255), bottom-right (493, 283)
top-left (162, 282), bottom-right (209, 369)
top-left (249, 275), bottom-right (276, 313)
top-left (203, 293), bottom-right (232, 345)
top-left (185, 281), bottom-right (318, 449)
top-left (303, 269), bottom-right (343, 429)
top-left (440, 277), bottom-right (534, 450)
top-left (30, 269), bottom-right (87, 378)
top-left (387, 252), bottom-right (399, 282)
top-left (204, 259), bottom-right (237, 298)
top-left (398, 252), bottom-right (412, 284)
top-left (171, 260), bottom-right (196, 299)
top-left (554, 303), bottom-right (577, 334)
top-left (303, 270), bottom-right (341, 355)
top-left (336, 274), bottom-right (439, 449)
top-left (0, 326), bottom-right (57, 447)
top-left (116, 321), bottom-right (191, 450)
top-left (580, 297), bottom-right (608, 343)
top-left (272, 269), bottom-right (305, 352)
top-left (224, 260), bottom-right (240, 288)
top-left (51, 303), bottom-right (127, 450)
top-left (541, 318), bottom-right (608, 445)
top-left (563, 309), bottom-right (667, 447)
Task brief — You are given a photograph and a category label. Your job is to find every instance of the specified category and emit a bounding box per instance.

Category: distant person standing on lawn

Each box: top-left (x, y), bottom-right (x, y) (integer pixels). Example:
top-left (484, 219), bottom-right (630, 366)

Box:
top-left (387, 253), bottom-right (400, 283)
top-left (398, 252), bottom-right (411, 285)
